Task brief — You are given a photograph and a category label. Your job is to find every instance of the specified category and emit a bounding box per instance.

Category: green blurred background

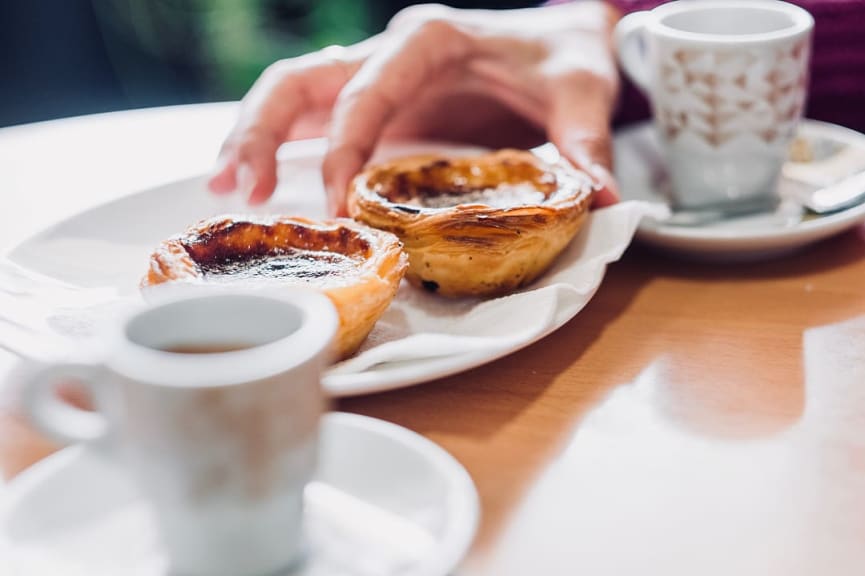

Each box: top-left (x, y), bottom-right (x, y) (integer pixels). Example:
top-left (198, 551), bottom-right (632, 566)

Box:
top-left (1, 0), bottom-right (535, 127)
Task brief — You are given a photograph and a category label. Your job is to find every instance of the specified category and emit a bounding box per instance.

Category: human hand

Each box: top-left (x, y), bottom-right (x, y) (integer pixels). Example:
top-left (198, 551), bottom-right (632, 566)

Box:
top-left (209, 2), bottom-right (622, 215)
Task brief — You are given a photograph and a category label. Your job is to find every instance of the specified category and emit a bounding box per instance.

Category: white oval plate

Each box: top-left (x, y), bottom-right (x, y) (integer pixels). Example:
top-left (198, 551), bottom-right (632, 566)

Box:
top-left (0, 412), bottom-right (479, 576)
top-left (615, 119), bottom-right (865, 260)
top-left (6, 140), bottom-right (651, 397)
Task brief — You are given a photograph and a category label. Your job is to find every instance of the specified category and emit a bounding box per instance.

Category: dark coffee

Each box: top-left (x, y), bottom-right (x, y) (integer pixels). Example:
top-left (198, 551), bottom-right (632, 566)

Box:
top-left (162, 343), bottom-right (253, 354)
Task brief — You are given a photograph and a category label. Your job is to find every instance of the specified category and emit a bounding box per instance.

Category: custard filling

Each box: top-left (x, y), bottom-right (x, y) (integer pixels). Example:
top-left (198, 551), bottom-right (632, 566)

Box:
top-left (368, 157), bottom-right (559, 210)
top-left (179, 221), bottom-right (371, 284)
top-left (402, 183), bottom-right (548, 209)
top-left (196, 249), bottom-right (360, 282)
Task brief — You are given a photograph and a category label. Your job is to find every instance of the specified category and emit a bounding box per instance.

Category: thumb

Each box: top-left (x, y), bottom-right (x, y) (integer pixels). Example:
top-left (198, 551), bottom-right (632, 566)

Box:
top-left (548, 76), bottom-right (620, 208)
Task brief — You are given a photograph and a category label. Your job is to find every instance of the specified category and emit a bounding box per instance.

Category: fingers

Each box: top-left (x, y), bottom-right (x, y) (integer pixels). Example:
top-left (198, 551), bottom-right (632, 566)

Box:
top-left (209, 132), bottom-right (283, 205)
top-left (323, 17), bottom-right (473, 215)
top-left (547, 71), bottom-right (620, 208)
top-left (207, 63), bottom-right (309, 203)
top-left (208, 155), bottom-right (237, 195)
top-left (208, 51), bottom-right (357, 204)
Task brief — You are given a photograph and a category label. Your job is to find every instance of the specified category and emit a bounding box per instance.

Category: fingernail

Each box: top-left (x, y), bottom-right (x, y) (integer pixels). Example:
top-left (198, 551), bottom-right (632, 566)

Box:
top-left (588, 162), bottom-right (608, 187)
top-left (324, 165), bottom-right (349, 217)
top-left (213, 153), bottom-right (230, 175)
top-left (208, 158), bottom-right (234, 194)
top-left (237, 163), bottom-right (256, 201)
top-left (569, 150), bottom-right (592, 170)
top-left (325, 184), bottom-right (341, 217)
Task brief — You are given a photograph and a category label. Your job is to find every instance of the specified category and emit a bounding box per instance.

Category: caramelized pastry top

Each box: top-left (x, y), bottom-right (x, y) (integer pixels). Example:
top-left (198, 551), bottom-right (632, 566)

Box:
top-left (177, 218), bottom-right (371, 285)
top-left (357, 149), bottom-right (593, 213)
top-left (142, 215), bottom-right (401, 290)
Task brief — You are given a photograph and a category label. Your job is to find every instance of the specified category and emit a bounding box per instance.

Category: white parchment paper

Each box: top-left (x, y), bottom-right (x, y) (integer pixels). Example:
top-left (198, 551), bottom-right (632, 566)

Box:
top-left (323, 201), bottom-right (662, 392)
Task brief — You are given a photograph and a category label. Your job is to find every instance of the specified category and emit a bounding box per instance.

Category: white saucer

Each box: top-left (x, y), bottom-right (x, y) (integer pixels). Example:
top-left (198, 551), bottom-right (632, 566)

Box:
top-left (0, 413), bottom-right (479, 576)
top-left (615, 120), bottom-right (865, 260)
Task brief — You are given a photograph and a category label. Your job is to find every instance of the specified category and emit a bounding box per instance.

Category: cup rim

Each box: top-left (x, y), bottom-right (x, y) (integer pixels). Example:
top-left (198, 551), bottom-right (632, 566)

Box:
top-left (647, 0), bottom-right (814, 44)
top-left (108, 287), bottom-right (338, 387)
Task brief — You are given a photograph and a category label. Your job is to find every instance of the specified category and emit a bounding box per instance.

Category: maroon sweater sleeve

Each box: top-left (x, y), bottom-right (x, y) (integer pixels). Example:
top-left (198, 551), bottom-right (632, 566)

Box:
top-left (551, 0), bottom-right (865, 132)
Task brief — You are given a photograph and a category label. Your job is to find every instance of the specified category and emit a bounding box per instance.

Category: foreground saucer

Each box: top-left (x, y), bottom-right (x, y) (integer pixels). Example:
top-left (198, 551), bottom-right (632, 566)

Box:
top-left (0, 413), bottom-right (479, 576)
top-left (615, 120), bottom-right (865, 261)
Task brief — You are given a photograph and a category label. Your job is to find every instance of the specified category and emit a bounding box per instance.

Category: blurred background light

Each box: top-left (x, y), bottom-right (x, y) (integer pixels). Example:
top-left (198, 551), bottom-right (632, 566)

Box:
top-left (1, 0), bottom-right (535, 127)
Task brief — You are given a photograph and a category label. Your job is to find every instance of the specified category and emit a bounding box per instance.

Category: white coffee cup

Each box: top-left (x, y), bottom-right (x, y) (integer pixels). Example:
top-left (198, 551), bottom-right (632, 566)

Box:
top-left (615, 0), bottom-right (814, 209)
top-left (22, 289), bottom-right (338, 576)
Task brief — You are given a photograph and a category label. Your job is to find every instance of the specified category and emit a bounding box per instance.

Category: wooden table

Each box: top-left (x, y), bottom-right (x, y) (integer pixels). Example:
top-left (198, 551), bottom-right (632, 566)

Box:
top-left (2, 104), bottom-right (865, 576)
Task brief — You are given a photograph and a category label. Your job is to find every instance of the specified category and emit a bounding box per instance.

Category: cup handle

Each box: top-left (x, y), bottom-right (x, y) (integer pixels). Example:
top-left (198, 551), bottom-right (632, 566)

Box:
top-left (21, 361), bottom-right (109, 445)
top-left (614, 10), bottom-right (651, 93)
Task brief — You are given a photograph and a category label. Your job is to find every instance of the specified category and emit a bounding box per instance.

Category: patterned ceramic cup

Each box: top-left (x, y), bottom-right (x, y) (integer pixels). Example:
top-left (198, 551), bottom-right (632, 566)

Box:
top-left (616, 0), bottom-right (813, 209)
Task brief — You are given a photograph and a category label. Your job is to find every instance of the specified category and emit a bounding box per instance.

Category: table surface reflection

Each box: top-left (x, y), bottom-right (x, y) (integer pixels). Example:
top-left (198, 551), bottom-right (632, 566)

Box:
top-left (2, 104), bottom-right (864, 576)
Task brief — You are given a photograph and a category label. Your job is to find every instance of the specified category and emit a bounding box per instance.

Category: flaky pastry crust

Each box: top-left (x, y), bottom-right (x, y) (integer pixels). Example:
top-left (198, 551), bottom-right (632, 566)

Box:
top-left (142, 215), bottom-right (407, 360)
top-left (347, 149), bottom-right (596, 298)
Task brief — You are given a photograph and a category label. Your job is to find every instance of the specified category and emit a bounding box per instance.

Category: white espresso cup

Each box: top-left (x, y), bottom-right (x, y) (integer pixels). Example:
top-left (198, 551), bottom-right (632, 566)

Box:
top-left (615, 0), bottom-right (814, 209)
top-left (22, 289), bottom-right (338, 576)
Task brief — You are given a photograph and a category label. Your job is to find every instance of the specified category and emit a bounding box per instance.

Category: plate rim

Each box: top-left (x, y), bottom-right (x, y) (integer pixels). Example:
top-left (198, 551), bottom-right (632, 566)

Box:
top-left (0, 412), bottom-right (480, 576)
